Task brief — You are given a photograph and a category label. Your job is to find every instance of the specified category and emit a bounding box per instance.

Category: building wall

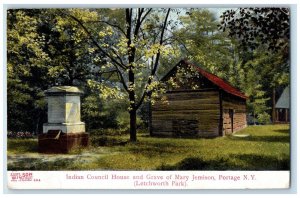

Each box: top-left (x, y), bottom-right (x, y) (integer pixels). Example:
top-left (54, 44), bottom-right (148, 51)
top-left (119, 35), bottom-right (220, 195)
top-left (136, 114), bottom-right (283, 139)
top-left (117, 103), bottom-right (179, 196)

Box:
top-left (221, 92), bottom-right (247, 135)
top-left (152, 90), bottom-right (220, 137)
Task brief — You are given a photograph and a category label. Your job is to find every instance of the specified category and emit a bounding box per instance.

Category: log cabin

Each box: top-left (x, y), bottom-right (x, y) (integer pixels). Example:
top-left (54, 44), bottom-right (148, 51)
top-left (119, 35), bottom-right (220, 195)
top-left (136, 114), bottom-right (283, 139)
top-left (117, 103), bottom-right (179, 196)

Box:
top-left (151, 60), bottom-right (247, 137)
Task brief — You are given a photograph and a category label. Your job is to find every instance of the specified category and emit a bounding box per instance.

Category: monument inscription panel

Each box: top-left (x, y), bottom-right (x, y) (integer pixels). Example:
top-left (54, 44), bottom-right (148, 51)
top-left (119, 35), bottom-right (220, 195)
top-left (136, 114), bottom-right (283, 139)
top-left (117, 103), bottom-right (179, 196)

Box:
top-left (48, 96), bottom-right (65, 123)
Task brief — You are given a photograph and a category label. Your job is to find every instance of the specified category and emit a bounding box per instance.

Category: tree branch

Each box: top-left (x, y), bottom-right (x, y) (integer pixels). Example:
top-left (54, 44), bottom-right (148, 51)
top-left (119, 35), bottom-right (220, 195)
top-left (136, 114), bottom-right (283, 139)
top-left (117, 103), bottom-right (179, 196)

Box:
top-left (140, 8), bottom-right (152, 25)
top-left (88, 20), bottom-right (126, 36)
top-left (133, 8), bottom-right (144, 37)
top-left (99, 69), bottom-right (117, 75)
top-left (102, 70), bottom-right (117, 82)
top-left (115, 65), bottom-right (129, 93)
top-left (61, 10), bottom-right (125, 70)
top-left (110, 47), bottom-right (127, 69)
top-left (136, 8), bottom-right (171, 109)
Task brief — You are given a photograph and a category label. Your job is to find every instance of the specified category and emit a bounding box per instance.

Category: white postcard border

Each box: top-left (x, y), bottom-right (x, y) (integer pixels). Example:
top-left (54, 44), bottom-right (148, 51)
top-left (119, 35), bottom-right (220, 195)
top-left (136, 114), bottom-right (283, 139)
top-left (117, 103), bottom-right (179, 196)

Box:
top-left (7, 171), bottom-right (290, 189)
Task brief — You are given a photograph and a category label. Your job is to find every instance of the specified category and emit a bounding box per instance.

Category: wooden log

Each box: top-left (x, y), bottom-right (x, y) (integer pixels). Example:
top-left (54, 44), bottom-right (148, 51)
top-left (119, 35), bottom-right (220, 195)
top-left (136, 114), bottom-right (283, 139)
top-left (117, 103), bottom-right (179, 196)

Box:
top-left (153, 103), bottom-right (220, 111)
top-left (154, 97), bottom-right (220, 106)
top-left (165, 91), bottom-right (219, 100)
top-left (152, 109), bottom-right (220, 115)
top-left (152, 113), bottom-right (220, 120)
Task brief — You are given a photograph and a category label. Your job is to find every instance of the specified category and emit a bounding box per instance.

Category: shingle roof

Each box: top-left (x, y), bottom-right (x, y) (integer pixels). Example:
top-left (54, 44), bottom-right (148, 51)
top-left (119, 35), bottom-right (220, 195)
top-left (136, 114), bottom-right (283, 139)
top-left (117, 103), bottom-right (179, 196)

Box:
top-left (163, 60), bottom-right (247, 99)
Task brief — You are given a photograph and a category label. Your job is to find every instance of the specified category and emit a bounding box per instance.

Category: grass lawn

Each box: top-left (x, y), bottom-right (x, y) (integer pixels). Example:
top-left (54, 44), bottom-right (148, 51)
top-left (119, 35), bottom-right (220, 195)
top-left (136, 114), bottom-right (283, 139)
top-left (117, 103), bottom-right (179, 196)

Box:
top-left (7, 124), bottom-right (290, 171)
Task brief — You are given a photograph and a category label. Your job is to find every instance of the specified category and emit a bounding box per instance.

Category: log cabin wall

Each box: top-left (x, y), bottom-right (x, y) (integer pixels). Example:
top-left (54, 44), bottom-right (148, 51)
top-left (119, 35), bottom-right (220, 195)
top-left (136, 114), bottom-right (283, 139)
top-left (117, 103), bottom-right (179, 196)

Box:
top-left (152, 60), bottom-right (248, 137)
top-left (152, 89), bottom-right (221, 137)
top-left (221, 91), bottom-right (247, 135)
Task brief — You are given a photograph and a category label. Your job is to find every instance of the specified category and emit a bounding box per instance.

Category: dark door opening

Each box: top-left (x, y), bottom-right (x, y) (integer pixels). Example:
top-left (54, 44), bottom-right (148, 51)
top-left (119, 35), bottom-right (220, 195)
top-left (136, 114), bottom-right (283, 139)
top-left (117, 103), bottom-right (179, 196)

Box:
top-left (229, 109), bottom-right (234, 133)
top-left (276, 108), bottom-right (289, 123)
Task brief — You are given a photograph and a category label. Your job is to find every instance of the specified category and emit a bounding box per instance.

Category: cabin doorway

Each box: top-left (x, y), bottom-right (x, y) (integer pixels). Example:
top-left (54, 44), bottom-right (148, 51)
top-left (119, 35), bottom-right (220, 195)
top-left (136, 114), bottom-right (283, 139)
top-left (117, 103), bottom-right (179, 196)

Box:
top-left (229, 109), bottom-right (234, 133)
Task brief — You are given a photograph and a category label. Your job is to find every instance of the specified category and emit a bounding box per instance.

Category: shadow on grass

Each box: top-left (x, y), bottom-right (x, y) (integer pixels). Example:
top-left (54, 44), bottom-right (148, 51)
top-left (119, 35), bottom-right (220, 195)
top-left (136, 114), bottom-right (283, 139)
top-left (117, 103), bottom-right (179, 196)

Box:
top-left (229, 135), bottom-right (290, 143)
top-left (158, 154), bottom-right (290, 170)
top-left (128, 141), bottom-right (190, 156)
top-left (157, 157), bottom-right (231, 170)
top-left (91, 135), bottom-right (190, 155)
top-left (230, 153), bottom-right (290, 170)
top-left (144, 134), bottom-right (217, 140)
top-left (274, 129), bottom-right (290, 134)
top-left (91, 136), bottom-right (128, 147)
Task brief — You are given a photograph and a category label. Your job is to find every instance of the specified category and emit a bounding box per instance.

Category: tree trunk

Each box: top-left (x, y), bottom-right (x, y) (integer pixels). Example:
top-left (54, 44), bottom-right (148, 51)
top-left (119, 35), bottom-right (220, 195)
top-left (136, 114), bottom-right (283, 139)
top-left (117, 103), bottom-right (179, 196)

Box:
top-left (253, 110), bottom-right (256, 125)
top-left (147, 93), bottom-right (153, 136)
top-left (129, 108), bottom-right (137, 142)
top-left (35, 113), bottom-right (41, 135)
top-left (272, 87), bottom-right (276, 123)
top-left (128, 68), bottom-right (137, 142)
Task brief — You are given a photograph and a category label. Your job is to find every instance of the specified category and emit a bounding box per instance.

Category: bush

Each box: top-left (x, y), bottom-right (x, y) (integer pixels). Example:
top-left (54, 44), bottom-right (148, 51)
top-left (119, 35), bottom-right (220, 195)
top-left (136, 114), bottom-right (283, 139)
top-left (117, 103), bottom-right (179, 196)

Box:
top-left (116, 112), bottom-right (145, 132)
top-left (81, 95), bottom-right (118, 130)
top-left (82, 93), bottom-right (146, 132)
top-left (257, 112), bottom-right (271, 124)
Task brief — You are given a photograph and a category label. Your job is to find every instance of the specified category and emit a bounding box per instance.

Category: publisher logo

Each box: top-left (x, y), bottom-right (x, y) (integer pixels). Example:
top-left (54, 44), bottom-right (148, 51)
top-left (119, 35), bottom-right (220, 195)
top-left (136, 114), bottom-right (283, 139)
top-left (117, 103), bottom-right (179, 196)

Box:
top-left (10, 172), bottom-right (33, 182)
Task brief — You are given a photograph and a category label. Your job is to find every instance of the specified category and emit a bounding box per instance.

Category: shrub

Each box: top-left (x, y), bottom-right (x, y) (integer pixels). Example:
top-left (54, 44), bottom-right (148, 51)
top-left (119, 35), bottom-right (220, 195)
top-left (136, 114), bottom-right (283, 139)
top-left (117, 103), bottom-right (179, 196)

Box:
top-left (257, 112), bottom-right (271, 124)
top-left (116, 112), bottom-right (145, 133)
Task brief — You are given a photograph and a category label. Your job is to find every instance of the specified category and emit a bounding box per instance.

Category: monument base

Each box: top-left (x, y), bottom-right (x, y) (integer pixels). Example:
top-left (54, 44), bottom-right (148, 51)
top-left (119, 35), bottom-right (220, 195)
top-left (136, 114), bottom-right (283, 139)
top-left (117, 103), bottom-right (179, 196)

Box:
top-left (43, 122), bottom-right (85, 134)
top-left (38, 130), bottom-right (89, 153)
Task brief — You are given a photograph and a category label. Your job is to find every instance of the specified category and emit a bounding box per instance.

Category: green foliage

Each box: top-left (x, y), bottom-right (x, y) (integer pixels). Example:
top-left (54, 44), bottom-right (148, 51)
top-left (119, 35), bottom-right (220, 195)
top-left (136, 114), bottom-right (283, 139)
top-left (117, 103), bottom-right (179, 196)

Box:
top-left (81, 94), bottom-right (118, 130)
top-left (219, 8), bottom-right (290, 53)
top-left (237, 48), bottom-right (289, 123)
top-left (7, 9), bottom-right (111, 132)
top-left (219, 8), bottom-right (290, 123)
top-left (174, 9), bottom-right (234, 77)
top-left (81, 92), bottom-right (145, 131)
top-left (257, 112), bottom-right (271, 124)
top-left (7, 9), bottom-right (51, 132)
top-left (116, 111), bottom-right (144, 132)
top-left (7, 8), bottom-right (290, 136)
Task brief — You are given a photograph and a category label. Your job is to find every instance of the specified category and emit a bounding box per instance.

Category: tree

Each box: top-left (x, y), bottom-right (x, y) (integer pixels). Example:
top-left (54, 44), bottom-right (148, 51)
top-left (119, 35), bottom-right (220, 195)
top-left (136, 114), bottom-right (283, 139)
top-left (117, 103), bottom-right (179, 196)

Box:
top-left (174, 9), bottom-right (235, 77)
top-left (219, 8), bottom-right (290, 123)
top-left (7, 9), bottom-right (52, 132)
top-left (219, 8), bottom-right (289, 53)
top-left (58, 8), bottom-right (176, 142)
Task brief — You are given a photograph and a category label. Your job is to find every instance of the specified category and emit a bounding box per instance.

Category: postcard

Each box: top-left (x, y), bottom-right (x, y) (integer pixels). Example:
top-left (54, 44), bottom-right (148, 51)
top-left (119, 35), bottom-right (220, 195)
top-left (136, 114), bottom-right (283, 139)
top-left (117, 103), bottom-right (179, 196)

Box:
top-left (5, 5), bottom-right (291, 190)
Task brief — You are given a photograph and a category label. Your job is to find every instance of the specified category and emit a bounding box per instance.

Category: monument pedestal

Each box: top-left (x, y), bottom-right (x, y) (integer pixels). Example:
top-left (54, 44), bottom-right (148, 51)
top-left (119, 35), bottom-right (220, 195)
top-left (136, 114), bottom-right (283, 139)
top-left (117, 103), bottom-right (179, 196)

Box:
top-left (38, 131), bottom-right (89, 153)
top-left (43, 122), bottom-right (86, 134)
top-left (38, 86), bottom-right (89, 153)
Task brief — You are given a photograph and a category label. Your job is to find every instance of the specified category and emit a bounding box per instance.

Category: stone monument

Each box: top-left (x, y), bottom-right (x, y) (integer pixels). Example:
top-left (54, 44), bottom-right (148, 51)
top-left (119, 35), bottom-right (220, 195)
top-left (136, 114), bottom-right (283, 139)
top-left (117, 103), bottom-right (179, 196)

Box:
top-left (38, 86), bottom-right (88, 153)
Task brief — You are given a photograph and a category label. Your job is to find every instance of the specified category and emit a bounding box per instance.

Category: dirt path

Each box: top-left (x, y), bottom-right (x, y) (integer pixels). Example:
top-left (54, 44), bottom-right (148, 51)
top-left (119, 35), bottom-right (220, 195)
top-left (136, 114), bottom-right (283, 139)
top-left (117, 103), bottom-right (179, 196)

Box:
top-left (7, 148), bottom-right (121, 170)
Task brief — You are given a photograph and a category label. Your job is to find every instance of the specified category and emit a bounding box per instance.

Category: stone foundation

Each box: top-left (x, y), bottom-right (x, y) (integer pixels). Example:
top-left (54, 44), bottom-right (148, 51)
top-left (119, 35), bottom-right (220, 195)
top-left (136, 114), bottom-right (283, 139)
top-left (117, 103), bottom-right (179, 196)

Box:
top-left (38, 130), bottom-right (89, 153)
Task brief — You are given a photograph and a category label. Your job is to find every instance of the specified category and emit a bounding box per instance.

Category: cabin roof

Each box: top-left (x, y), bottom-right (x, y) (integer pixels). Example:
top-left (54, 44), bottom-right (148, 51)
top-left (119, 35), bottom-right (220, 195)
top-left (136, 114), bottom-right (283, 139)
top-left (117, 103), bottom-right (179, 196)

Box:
top-left (275, 86), bottom-right (289, 109)
top-left (162, 60), bottom-right (247, 99)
